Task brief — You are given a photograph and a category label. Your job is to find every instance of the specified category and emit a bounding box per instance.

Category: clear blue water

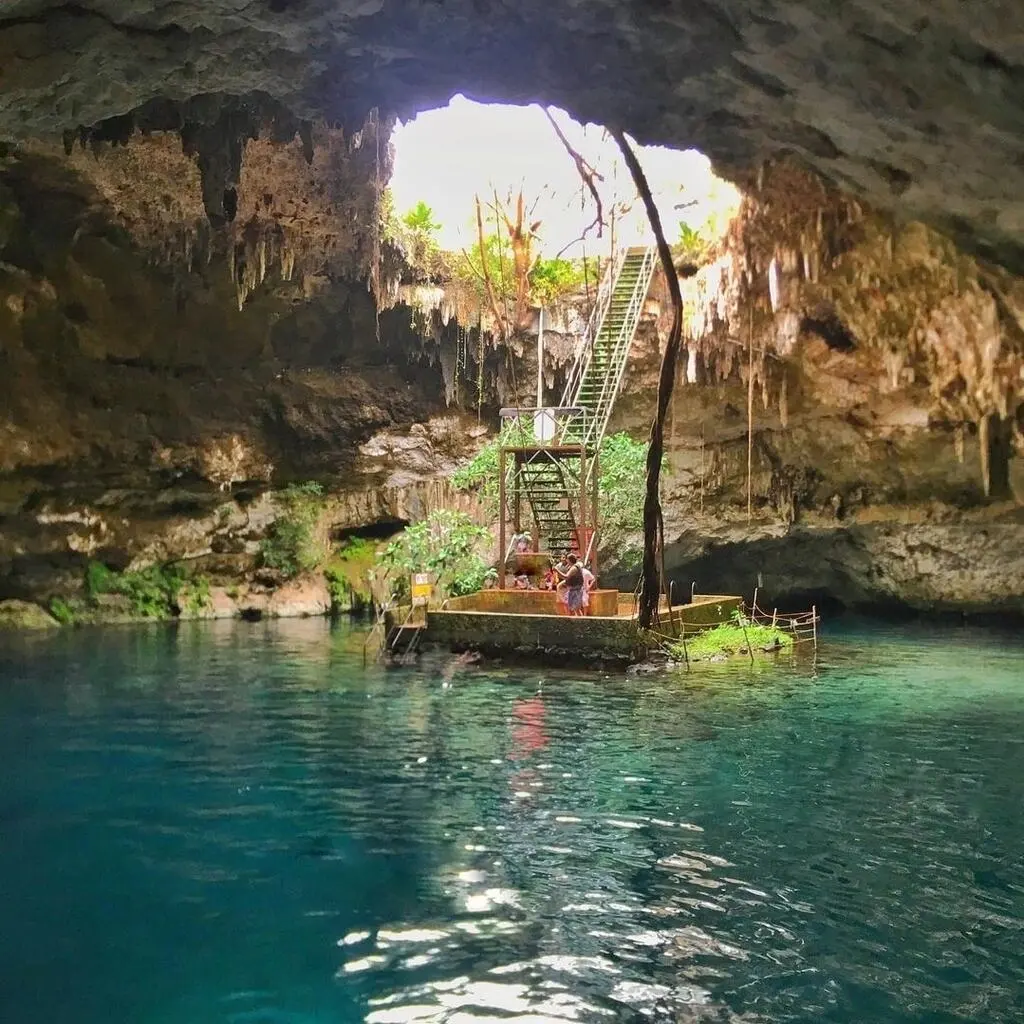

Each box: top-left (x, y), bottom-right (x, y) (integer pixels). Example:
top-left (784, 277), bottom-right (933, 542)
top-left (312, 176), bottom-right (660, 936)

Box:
top-left (1, 618), bottom-right (1023, 1024)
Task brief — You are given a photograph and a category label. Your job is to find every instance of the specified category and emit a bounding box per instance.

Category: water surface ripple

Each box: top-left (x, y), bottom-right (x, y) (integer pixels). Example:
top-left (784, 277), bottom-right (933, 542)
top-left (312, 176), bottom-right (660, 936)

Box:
top-left (1, 618), bottom-right (1023, 1023)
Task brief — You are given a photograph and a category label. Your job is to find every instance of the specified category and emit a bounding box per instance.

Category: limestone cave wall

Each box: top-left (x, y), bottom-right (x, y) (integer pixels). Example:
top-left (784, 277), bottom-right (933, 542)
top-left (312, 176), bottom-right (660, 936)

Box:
top-left (1, 132), bottom-right (1023, 620)
top-left (609, 163), bottom-right (1024, 615)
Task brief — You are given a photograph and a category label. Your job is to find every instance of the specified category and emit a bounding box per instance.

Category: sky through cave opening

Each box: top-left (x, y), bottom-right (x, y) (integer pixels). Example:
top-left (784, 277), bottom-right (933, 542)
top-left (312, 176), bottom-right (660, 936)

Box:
top-left (389, 95), bottom-right (739, 261)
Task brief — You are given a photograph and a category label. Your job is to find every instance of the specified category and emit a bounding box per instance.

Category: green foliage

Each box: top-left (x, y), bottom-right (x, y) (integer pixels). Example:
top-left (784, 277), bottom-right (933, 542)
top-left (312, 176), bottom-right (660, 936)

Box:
top-left (450, 421), bottom-right (534, 510)
top-left (49, 596), bottom-right (85, 626)
top-left (451, 428), bottom-right (655, 546)
top-left (323, 567), bottom-right (350, 613)
top-left (402, 200), bottom-right (441, 235)
top-left (323, 535), bottom-right (378, 614)
top-left (85, 560), bottom-right (118, 601)
top-left (378, 509), bottom-right (492, 599)
top-left (449, 562), bottom-right (498, 597)
top-left (113, 565), bottom-right (185, 619)
top-left (454, 233), bottom-right (517, 306)
top-left (338, 535), bottom-right (374, 560)
top-left (260, 482), bottom-right (327, 578)
top-left (529, 256), bottom-right (593, 305)
top-left (84, 560), bottom-right (211, 619)
top-left (668, 611), bottom-right (794, 662)
top-left (596, 432), bottom-right (652, 543)
top-left (179, 575), bottom-right (212, 616)
top-left (673, 222), bottom-right (711, 265)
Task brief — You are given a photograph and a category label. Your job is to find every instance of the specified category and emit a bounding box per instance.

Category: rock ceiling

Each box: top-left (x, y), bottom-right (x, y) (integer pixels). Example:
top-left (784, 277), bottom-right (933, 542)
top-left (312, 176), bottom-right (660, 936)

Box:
top-left (1, 1), bottom-right (1024, 269)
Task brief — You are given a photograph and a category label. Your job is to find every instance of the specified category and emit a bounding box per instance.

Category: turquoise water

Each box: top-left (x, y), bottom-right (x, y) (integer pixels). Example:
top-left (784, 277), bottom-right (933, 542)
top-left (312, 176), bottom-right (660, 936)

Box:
top-left (1, 619), bottom-right (1023, 1023)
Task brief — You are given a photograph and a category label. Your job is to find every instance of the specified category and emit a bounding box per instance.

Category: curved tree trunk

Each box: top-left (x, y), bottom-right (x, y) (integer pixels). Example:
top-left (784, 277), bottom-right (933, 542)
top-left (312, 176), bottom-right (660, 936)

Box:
top-left (610, 129), bottom-right (685, 630)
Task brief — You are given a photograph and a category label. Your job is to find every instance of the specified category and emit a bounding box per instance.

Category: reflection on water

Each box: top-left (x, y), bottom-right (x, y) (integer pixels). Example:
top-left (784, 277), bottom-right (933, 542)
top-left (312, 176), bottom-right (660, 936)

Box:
top-left (1, 617), bottom-right (1023, 1023)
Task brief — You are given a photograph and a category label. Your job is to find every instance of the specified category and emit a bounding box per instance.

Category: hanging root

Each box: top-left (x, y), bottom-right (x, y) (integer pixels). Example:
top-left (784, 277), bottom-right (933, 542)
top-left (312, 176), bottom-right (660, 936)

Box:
top-left (545, 108), bottom-right (605, 241)
top-left (610, 127), bottom-right (684, 630)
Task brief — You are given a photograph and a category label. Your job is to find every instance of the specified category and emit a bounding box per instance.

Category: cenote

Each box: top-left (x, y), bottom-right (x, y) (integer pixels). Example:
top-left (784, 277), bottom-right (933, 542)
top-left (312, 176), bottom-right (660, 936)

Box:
top-left (2, 618), bottom-right (1023, 1024)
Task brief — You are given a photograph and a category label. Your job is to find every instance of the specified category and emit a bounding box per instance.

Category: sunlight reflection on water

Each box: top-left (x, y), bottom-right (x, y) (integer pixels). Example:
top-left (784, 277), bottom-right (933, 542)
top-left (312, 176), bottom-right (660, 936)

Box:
top-left (0, 616), bottom-right (1022, 1023)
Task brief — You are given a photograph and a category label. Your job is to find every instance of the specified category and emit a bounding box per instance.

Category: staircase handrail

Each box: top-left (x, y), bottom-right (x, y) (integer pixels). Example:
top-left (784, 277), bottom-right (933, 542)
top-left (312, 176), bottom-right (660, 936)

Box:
top-left (559, 250), bottom-right (622, 409)
top-left (583, 246), bottom-right (657, 451)
top-left (498, 405), bottom-right (590, 447)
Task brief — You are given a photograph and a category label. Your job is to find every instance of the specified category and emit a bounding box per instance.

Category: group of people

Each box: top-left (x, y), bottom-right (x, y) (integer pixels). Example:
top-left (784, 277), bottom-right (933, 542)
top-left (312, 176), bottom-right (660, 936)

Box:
top-left (499, 534), bottom-right (597, 615)
top-left (544, 552), bottom-right (596, 616)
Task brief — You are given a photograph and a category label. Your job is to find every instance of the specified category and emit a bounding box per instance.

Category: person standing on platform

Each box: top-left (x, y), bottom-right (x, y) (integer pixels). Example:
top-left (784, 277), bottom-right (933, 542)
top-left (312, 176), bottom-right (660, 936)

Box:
top-left (580, 562), bottom-right (596, 614)
top-left (554, 554), bottom-right (586, 616)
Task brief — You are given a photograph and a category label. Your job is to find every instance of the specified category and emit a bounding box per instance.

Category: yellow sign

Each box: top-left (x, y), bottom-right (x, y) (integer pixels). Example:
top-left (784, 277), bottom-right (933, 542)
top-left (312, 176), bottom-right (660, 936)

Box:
top-left (411, 573), bottom-right (433, 607)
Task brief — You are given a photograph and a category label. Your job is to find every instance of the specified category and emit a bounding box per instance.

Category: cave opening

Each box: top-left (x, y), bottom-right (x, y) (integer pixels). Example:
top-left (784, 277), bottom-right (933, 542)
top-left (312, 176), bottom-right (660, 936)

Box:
top-left (389, 94), bottom-right (738, 267)
top-left (331, 520), bottom-right (408, 544)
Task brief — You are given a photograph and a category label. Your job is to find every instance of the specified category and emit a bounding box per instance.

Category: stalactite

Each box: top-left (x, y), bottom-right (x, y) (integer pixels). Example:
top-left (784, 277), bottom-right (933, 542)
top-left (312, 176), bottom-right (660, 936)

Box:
top-left (954, 423), bottom-right (965, 464)
top-left (979, 415), bottom-right (991, 497)
top-left (747, 310), bottom-right (755, 524)
top-left (779, 373), bottom-right (789, 428)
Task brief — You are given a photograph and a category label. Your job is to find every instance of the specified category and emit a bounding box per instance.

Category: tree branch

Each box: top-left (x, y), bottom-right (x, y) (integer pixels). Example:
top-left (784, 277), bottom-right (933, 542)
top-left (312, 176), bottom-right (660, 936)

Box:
top-left (545, 107), bottom-right (605, 240)
top-left (475, 194), bottom-right (506, 342)
top-left (610, 127), bottom-right (685, 630)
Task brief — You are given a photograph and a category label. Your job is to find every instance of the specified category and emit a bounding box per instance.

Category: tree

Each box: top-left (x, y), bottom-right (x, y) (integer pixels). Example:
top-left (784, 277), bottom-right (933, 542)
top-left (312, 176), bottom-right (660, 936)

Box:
top-left (402, 200), bottom-right (441, 235)
top-left (673, 222), bottom-right (710, 265)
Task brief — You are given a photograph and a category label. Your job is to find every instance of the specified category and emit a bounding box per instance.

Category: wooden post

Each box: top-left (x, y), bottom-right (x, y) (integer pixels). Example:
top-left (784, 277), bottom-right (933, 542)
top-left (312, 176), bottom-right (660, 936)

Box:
top-left (578, 445), bottom-right (587, 560)
top-left (738, 609), bottom-right (756, 666)
top-left (513, 455), bottom-right (521, 534)
top-left (498, 446), bottom-right (506, 589)
top-left (812, 604), bottom-right (818, 650)
top-left (591, 447), bottom-right (600, 575)
top-left (668, 580), bottom-right (680, 638)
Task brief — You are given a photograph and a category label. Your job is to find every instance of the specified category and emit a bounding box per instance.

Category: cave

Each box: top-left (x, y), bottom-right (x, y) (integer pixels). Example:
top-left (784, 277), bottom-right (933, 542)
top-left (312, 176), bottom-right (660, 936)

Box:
top-left (0, 4), bottom-right (1022, 617)
top-left (3, 14), bottom-right (1024, 1022)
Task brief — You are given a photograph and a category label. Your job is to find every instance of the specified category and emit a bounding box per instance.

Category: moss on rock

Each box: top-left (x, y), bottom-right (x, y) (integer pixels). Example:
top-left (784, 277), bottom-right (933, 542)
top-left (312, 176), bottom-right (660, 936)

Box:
top-left (0, 599), bottom-right (59, 630)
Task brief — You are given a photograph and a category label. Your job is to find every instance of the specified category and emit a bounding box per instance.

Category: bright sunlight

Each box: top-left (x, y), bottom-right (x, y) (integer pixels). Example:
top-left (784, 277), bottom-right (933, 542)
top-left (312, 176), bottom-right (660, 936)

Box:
top-left (389, 95), bottom-right (739, 259)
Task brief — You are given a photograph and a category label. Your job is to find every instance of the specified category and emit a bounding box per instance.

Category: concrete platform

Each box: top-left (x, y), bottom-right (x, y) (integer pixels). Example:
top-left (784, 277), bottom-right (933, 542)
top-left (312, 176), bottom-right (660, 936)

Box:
top-left (422, 591), bottom-right (743, 663)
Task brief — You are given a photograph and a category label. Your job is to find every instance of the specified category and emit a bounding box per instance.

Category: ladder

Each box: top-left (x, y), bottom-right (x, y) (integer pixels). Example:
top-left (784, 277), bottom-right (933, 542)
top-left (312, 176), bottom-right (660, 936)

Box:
top-left (514, 246), bottom-right (656, 556)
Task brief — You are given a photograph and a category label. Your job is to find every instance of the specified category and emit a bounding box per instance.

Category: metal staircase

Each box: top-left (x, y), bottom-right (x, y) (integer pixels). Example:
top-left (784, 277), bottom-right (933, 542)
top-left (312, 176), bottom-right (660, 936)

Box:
top-left (516, 448), bottom-right (578, 554)
top-left (561, 246), bottom-right (656, 447)
top-left (512, 245), bottom-right (657, 556)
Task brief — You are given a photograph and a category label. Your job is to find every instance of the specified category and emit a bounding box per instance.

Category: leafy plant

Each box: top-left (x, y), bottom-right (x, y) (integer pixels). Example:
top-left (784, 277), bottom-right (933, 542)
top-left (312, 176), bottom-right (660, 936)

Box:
top-left (323, 535), bottom-right (378, 614)
top-left (49, 596), bottom-right (85, 626)
top-left (454, 232), bottom-right (518, 308)
top-left (378, 509), bottom-right (492, 599)
top-left (529, 256), bottom-right (593, 305)
top-left (402, 200), bottom-right (441, 235)
top-left (451, 420), bottom-right (535, 511)
top-left (673, 222), bottom-right (711, 266)
top-left (323, 567), bottom-right (351, 614)
top-left (338, 535), bottom-right (374, 560)
top-left (85, 560), bottom-right (118, 601)
top-left (114, 565), bottom-right (185, 619)
top-left (668, 613), bottom-right (794, 662)
top-left (260, 482), bottom-right (327, 578)
top-left (179, 575), bottom-right (212, 616)
top-left (449, 562), bottom-right (498, 597)
top-left (83, 560), bottom-right (210, 619)
top-left (451, 428), bottom-right (655, 547)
